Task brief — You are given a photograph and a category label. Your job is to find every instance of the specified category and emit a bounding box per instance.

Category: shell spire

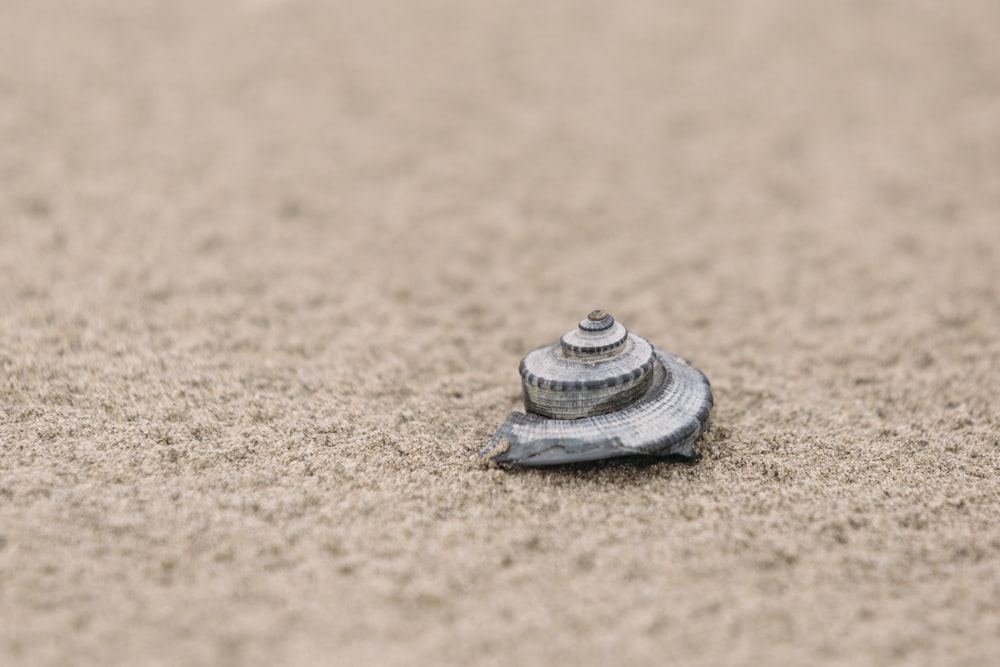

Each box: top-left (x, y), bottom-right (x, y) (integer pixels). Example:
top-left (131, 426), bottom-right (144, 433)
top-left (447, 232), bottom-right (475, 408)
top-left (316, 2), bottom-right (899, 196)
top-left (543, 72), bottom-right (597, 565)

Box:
top-left (482, 310), bottom-right (713, 466)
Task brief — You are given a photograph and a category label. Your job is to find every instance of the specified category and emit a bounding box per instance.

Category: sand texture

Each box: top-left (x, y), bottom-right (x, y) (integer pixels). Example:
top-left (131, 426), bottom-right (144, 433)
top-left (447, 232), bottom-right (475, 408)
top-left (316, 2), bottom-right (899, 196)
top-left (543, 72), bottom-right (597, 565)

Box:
top-left (2, 0), bottom-right (999, 665)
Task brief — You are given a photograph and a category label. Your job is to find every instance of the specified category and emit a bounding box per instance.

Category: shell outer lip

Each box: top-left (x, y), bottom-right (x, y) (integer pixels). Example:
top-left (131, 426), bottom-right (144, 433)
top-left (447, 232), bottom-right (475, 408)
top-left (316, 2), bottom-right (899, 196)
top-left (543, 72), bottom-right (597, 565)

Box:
top-left (481, 349), bottom-right (713, 467)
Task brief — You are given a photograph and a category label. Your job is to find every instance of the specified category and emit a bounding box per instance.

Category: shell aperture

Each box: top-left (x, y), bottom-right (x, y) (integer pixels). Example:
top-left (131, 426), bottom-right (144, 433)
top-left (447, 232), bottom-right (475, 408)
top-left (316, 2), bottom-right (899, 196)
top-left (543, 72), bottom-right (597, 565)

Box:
top-left (481, 311), bottom-right (713, 466)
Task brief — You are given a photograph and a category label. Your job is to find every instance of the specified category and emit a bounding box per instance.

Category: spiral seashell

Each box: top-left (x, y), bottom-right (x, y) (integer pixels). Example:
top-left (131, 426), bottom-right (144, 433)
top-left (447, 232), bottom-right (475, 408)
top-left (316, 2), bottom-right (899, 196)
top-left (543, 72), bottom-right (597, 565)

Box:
top-left (481, 310), bottom-right (713, 466)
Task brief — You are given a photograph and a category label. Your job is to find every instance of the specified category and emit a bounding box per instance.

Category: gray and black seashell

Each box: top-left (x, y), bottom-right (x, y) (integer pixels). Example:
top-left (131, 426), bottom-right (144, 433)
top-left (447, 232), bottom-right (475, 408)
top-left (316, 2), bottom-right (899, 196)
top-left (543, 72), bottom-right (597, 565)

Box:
top-left (481, 310), bottom-right (713, 466)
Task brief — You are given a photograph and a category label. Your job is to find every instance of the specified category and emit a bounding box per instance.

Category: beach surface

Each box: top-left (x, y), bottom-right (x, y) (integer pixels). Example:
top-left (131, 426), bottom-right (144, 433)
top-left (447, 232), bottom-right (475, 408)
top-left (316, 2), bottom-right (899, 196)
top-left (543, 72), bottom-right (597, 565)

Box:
top-left (1, 1), bottom-right (999, 664)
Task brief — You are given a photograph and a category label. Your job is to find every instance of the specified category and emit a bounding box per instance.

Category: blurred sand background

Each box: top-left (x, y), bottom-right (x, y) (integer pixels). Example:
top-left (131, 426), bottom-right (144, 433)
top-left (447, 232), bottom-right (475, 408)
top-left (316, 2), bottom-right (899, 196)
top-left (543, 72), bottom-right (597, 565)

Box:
top-left (1, 0), bottom-right (999, 664)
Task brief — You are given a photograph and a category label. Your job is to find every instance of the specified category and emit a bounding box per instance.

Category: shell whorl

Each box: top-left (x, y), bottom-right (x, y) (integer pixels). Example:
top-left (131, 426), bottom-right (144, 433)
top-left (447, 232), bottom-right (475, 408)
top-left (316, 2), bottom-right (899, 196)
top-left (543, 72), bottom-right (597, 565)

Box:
top-left (519, 310), bottom-right (656, 419)
top-left (485, 350), bottom-right (713, 466)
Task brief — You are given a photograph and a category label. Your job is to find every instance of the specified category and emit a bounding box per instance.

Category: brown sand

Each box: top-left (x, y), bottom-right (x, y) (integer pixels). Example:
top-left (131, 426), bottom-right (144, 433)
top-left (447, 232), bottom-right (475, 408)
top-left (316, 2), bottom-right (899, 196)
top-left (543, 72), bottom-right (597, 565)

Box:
top-left (2, 0), bottom-right (999, 665)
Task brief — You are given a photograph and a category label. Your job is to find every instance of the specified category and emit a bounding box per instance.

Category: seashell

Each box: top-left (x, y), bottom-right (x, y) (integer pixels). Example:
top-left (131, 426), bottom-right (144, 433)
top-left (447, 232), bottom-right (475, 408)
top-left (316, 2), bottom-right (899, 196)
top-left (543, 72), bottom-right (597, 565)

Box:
top-left (481, 310), bottom-right (713, 466)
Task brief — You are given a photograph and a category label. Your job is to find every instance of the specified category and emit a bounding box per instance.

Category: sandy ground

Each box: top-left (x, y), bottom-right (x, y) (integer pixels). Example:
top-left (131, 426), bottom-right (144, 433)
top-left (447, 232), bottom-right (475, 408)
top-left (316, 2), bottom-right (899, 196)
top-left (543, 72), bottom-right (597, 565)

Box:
top-left (1, 0), bottom-right (999, 665)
